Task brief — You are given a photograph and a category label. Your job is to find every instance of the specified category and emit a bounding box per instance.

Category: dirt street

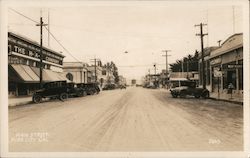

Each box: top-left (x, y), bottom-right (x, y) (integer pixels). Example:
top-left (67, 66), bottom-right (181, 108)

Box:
top-left (9, 87), bottom-right (243, 151)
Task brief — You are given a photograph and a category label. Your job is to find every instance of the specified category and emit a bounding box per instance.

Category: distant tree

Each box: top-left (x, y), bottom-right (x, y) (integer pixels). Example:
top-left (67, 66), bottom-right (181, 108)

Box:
top-left (170, 51), bottom-right (199, 72)
top-left (103, 61), bottom-right (119, 84)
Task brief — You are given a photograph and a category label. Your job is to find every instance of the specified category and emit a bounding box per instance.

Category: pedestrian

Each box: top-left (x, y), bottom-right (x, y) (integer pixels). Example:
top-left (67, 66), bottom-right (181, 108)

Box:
top-left (228, 83), bottom-right (234, 99)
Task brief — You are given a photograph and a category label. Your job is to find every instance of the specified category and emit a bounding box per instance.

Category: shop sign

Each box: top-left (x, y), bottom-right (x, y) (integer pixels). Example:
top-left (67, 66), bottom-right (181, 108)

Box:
top-left (210, 57), bottom-right (221, 65)
top-left (213, 67), bottom-right (222, 77)
top-left (227, 64), bottom-right (243, 69)
top-left (8, 36), bottom-right (63, 65)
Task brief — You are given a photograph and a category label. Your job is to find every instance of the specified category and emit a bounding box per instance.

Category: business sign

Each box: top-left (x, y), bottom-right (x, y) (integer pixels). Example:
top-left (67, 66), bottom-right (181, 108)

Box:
top-left (8, 35), bottom-right (64, 65)
top-left (227, 64), bottom-right (243, 69)
top-left (210, 57), bottom-right (222, 65)
top-left (214, 68), bottom-right (222, 77)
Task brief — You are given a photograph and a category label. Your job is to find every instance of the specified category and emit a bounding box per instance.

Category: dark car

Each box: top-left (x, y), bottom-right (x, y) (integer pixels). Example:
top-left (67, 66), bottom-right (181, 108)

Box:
top-left (77, 83), bottom-right (100, 95)
top-left (102, 84), bottom-right (116, 90)
top-left (170, 81), bottom-right (209, 98)
top-left (32, 81), bottom-right (84, 103)
top-left (118, 84), bottom-right (126, 89)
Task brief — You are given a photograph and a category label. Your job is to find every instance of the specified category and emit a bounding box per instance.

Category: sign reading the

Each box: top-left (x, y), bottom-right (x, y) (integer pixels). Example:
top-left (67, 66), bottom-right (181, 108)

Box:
top-left (8, 35), bottom-right (64, 65)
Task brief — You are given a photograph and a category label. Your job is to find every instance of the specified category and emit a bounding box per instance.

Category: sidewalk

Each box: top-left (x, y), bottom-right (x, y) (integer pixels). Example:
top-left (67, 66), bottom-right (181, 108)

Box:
top-left (9, 96), bottom-right (33, 107)
top-left (209, 92), bottom-right (243, 105)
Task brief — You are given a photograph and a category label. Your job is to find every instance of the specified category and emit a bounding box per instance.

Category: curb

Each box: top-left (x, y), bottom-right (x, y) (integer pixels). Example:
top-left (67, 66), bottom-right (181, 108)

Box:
top-left (209, 97), bottom-right (243, 105)
top-left (9, 100), bottom-right (33, 107)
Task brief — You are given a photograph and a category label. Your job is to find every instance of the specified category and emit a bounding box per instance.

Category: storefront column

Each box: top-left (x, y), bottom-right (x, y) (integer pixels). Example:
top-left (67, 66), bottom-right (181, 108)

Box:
top-left (210, 65), bottom-right (212, 92)
top-left (220, 64), bottom-right (223, 92)
top-left (27, 85), bottom-right (30, 95)
top-left (236, 51), bottom-right (239, 91)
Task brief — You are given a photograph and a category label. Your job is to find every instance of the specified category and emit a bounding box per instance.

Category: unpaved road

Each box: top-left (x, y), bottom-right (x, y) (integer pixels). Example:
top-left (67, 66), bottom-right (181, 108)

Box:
top-left (9, 87), bottom-right (243, 151)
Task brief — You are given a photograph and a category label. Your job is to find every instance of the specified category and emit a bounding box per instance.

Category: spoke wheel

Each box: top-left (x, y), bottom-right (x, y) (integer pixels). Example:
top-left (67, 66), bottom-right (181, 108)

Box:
top-left (33, 95), bottom-right (42, 103)
top-left (60, 93), bottom-right (68, 101)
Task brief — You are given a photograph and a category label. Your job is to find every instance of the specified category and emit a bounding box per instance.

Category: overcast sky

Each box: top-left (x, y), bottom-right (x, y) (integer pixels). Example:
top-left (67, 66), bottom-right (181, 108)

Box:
top-left (8, 1), bottom-right (243, 81)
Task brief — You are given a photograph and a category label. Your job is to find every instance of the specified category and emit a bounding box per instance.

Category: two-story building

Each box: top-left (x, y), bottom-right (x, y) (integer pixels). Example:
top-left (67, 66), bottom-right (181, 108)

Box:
top-left (8, 32), bottom-right (67, 97)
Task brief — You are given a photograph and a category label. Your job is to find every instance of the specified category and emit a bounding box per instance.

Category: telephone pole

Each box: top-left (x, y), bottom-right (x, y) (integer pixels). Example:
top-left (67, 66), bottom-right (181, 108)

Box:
top-left (195, 23), bottom-right (208, 89)
top-left (36, 16), bottom-right (47, 88)
top-left (153, 63), bottom-right (157, 87)
top-left (90, 58), bottom-right (100, 83)
top-left (162, 50), bottom-right (171, 77)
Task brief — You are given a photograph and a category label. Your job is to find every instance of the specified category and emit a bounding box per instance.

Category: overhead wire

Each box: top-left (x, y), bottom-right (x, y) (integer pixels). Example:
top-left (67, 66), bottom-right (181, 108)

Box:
top-left (8, 8), bottom-right (81, 63)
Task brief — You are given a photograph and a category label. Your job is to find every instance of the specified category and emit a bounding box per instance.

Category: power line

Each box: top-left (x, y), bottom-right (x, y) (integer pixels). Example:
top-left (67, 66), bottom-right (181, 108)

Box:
top-left (9, 8), bottom-right (82, 63)
top-left (9, 8), bottom-right (39, 24)
top-left (44, 26), bottom-right (81, 62)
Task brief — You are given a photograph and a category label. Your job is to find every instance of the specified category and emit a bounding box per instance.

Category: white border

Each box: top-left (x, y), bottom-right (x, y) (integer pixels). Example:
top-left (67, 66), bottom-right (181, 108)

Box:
top-left (1, 0), bottom-right (249, 158)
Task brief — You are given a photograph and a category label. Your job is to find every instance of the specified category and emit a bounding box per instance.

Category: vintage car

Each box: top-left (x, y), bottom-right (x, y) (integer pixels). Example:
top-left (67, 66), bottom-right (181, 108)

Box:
top-left (102, 84), bottom-right (116, 90)
top-left (119, 84), bottom-right (126, 89)
top-left (77, 83), bottom-right (100, 95)
top-left (32, 81), bottom-right (84, 103)
top-left (169, 81), bottom-right (209, 98)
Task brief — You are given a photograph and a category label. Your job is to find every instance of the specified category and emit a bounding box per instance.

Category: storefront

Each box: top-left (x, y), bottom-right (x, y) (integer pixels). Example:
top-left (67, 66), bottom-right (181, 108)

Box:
top-left (209, 33), bottom-right (243, 97)
top-left (8, 32), bottom-right (67, 97)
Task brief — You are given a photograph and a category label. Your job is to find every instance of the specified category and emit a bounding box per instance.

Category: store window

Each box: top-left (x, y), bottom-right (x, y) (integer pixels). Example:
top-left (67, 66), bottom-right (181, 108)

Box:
top-left (206, 61), bottom-right (210, 85)
top-left (226, 70), bottom-right (236, 89)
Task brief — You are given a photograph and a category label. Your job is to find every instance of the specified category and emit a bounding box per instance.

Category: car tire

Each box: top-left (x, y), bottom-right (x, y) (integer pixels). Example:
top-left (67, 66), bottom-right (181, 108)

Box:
top-left (179, 91), bottom-right (186, 98)
top-left (202, 91), bottom-right (209, 99)
top-left (194, 94), bottom-right (200, 98)
top-left (83, 91), bottom-right (87, 97)
top-left (89, 91), bottom-right (94, 95)
top-left (172, 94), bottom-right (178, 98)
top-left (77, 91), bottom-right (84, 97)
top-left (33, 94), bottom-right (42, 103)
top-left (59, 93), bottom-right (68, 101)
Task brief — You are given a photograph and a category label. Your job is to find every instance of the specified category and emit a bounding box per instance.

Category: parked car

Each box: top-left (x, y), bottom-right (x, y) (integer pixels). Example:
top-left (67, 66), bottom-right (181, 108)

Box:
top-left (32, 81), bottom-right (84, 103)
top-left (119, 85), bottom-right (126, 89)
top-left (170, 81), bottom-right (209, 98)
top-left (77, 83), bottom-right (100, 95)
top-left (102, 84), bottom-right (116, 90)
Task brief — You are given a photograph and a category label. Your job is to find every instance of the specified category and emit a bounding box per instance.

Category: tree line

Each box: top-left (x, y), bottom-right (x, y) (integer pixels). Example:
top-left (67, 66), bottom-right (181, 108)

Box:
top-left (169, 50), bottom-right (199, 72)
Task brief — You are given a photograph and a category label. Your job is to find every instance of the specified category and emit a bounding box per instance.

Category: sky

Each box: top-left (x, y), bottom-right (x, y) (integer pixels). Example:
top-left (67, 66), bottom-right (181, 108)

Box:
top-left (7, 1), bottom-right (243, 81)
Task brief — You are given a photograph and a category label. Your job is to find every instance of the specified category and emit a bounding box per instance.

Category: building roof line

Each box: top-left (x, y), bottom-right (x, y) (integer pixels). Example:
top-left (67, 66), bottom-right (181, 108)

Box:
top-left (8, 31), bottom-right (65, 58)
top-left (221, 33), bottom-right (243, 46)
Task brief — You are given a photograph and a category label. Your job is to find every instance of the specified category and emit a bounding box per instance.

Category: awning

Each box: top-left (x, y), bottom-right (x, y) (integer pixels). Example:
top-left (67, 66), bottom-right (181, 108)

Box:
top-left (9, 64), bottom-right (70, 83)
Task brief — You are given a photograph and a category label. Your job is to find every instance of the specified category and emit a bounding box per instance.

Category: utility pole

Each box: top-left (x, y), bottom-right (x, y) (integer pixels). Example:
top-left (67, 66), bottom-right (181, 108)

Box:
top-left (195, 23), bottom-right (208, 89)
top-left (90, 58), bottom-right (100, 83)
top-left (36, 16), bottom-right (47, 88)
top-left (162, 50), bottom-right (171, 79)
top-left (148, 69), bottom-right (151, 84)
top-left (181, 60), bottom-right (184, 77)
top-left (153, 63), bottom-right (156, 87)
top-left (232, 6), bottom-right (235, 34)
top-left (48, 9), bottom-right (50, 47)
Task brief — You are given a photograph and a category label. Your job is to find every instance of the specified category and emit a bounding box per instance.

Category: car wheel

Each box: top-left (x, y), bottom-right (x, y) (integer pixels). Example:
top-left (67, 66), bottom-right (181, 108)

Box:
top-left (90, 91), bottom-right (94, 95)
top-left (179, 91), bottom-right (186, 98)
top-left (194, 94), bottom-right (200, 98)
top-left (83, 91), bottom-right (87, 97)
top-left (202, 91), bottom-right (209, 99)
top-left (77, 91), bottom-right (84, 97)
top-left (172, 94), bottom-right (178, 98)
top-left (59, 93), bottom-right (68, 101)
top-left (33, 94), bottom-right (42, 103)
